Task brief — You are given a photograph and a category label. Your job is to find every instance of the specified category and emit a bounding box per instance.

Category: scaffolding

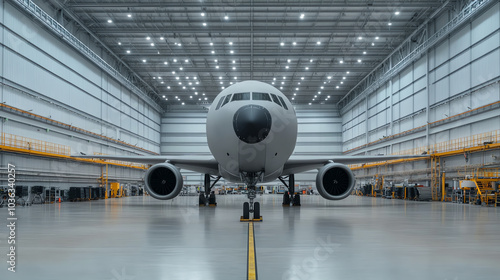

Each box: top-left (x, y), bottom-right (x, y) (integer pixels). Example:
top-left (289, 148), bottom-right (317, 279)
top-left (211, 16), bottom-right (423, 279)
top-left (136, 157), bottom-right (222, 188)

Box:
top-left (430, 156), bottom-right (440, 201)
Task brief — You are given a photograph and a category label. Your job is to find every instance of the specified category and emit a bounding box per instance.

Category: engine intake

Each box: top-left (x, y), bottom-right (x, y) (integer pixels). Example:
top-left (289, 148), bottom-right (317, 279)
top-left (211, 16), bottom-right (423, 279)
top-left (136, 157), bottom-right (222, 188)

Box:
top-left (316, 163), bottom-right (356, 200)
top-left (144, 163), bottom-right (183, 200)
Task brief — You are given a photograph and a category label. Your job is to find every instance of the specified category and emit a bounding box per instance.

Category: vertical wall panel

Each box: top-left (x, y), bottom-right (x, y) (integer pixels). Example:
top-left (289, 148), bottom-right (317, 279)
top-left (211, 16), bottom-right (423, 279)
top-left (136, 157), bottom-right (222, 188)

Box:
top-left (342, 3), bottom-right (500, 158)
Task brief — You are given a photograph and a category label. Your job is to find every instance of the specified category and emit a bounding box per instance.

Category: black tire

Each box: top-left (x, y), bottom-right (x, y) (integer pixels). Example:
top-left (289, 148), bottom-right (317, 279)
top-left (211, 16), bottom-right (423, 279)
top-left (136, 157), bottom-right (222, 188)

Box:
top-left (283, 193), bottom-right (290, 205)
top-left (253, 202), bottom-right (260, 219)
top-left (243, 202), bottom-right (250, 219)
top-left (293, 194), bottom-right (301, 206)
top-left (199, 193), bottom-right (207, 205)
top-left (209, 193), bottom-right (216, 204)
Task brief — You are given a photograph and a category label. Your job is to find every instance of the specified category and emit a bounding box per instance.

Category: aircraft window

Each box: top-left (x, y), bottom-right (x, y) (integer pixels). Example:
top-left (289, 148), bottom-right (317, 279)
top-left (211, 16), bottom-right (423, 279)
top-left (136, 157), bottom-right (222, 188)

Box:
top-left (252, 92), bottom-right (271, 101)
top-left (221, 94), bottom-right (232, 108)
top-left (231, 92), bottom-right (251, 101)
top-left (278, 96), bottom-right (289, 110)
top-left (215, 96), bottom-right (225, 110)
top-left (270, 94), bottom-right (282, 107)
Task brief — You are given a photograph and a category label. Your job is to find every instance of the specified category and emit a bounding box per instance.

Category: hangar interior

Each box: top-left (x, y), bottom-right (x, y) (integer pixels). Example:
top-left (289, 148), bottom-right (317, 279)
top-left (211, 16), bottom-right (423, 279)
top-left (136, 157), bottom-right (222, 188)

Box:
top-left (1, 0), bottom-right (500, 279)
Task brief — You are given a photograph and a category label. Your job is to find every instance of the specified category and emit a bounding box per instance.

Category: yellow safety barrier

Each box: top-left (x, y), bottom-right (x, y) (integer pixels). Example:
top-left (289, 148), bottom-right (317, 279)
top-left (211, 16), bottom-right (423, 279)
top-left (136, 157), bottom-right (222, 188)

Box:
top-left (0, 132), bottom-right (148, 170)
top-left (349, 129), bottom-right (500, 170)
top-left (1, 132), bottom-right (70, 156)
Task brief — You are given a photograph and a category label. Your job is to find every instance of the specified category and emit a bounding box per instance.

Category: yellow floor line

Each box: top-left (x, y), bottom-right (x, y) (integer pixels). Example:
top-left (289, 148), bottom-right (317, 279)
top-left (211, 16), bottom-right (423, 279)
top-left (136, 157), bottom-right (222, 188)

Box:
top-left (247, 222), bottom-right (257, 280)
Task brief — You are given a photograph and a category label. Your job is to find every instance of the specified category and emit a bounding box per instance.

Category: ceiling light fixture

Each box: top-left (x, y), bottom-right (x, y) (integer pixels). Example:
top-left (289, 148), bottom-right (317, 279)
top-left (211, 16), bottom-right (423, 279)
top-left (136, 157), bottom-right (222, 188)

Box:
top-left (107, 19), bottom-right (113, 23)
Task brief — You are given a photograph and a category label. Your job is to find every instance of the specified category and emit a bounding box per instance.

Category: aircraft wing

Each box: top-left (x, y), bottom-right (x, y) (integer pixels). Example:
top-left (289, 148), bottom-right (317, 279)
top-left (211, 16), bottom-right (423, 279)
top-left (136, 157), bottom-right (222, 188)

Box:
top-left (72, 155), bottom-right (220, 175)
top-left (281, 155), bottom-right (428, 175)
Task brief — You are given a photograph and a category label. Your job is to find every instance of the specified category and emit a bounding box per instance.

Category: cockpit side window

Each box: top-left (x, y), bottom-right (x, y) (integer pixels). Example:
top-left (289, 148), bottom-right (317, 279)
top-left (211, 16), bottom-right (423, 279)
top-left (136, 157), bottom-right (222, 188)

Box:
top-left (215, 96), bottom-right (225, 110)
top-left (231, 92), bottom-right (251, 101)
top-left (278, 96), bottom-right (289, 110)
top-left (220, 94), bottom-right (232, 108)
top-left (270, 93), bottom-right (282, 107)
top-left (252, 92), bottom-right (271, 101)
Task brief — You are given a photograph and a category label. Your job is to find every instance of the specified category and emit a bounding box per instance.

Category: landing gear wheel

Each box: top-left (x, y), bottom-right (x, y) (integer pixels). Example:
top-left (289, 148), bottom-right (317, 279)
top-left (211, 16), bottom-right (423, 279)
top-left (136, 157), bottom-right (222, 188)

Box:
top-left (243, 202), bottom-right (250, 219)
top-left (282, 192), bottom-right (291, 205)
top-left (209, 192), bottom-right (217, 206)
top-left (293, 194), bottom-right (301, 206)
top-left (199, 193), bottom-right (207, 206)
top-left (253, 202), bottom-right (260, 219)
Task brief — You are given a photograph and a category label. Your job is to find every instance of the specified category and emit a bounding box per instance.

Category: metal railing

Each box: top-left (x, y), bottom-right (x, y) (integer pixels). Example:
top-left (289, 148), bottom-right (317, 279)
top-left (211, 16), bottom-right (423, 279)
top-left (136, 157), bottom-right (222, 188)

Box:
top-left (93, 152), bottom-right (149, 169)
top-left (339, 0), bottom-right (493, 111)
top-left (349, 129), bottom-right (500, 169)
top-left (1, 132), bottom-right (71, 156)
top-left (11, 0), bottom-right (162, 111)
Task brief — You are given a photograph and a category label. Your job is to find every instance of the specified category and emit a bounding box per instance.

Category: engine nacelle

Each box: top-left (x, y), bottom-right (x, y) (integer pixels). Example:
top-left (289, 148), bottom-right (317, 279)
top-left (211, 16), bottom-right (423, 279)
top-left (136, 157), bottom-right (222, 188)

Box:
top-left (316, 163), bottom-right (356, 200)
top-left (144, 163), bottom-right (183, 200)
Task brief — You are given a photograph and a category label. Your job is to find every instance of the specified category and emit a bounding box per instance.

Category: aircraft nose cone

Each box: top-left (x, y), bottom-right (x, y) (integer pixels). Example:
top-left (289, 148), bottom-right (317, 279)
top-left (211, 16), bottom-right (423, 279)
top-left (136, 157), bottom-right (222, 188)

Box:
top-left (233, 105), bottom-right (272, 144)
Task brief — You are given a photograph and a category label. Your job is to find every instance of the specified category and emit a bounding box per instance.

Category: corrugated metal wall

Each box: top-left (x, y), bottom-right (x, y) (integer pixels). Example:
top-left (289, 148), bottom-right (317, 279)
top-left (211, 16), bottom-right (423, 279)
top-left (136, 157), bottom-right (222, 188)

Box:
top-left (0, 1), bottom-right (158, 188)
top-left (341, 3), bottom-right (500, 185)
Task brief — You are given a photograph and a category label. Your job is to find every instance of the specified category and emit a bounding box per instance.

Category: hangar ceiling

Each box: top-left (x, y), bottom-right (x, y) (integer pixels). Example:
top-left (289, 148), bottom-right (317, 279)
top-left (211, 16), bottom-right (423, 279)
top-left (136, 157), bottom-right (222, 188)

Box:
top-left (43, 0), bottom-right (451, 106)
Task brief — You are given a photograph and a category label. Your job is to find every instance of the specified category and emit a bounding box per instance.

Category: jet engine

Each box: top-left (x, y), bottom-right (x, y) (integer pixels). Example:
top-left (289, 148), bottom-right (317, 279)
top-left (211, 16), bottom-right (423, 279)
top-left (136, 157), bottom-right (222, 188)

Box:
top-left (315, 163), bottom-right (356, 200)
top-left (144, 163), bottom-right (183, 200)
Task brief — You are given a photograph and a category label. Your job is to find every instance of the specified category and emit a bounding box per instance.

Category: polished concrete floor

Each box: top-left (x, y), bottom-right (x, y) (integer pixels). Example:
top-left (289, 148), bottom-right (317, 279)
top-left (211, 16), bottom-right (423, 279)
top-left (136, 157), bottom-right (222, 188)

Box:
top-left (1, 194), bottom-right (499, 280)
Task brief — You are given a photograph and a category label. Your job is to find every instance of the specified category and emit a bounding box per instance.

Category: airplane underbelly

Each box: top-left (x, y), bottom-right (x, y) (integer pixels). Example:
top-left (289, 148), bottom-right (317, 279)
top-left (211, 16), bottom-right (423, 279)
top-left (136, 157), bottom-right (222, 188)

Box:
top-left (238, 142), bottom-right (266, 173)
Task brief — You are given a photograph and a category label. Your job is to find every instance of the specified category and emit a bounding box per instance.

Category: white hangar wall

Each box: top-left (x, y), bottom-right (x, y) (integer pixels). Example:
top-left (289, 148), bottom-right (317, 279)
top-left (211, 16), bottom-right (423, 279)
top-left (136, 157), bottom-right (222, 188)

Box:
top-left (341, 3), bottom-right (500, 183)
top-left (161, 104), bottom-right (342, 187)
top-left (0, 1), bottom-right (160, 188)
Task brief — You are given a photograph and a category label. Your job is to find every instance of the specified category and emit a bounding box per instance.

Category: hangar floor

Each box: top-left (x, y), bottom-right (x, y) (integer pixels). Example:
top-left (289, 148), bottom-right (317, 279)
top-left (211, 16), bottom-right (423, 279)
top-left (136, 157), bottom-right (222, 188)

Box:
top-left (1, 194), bottom-right (499, 280)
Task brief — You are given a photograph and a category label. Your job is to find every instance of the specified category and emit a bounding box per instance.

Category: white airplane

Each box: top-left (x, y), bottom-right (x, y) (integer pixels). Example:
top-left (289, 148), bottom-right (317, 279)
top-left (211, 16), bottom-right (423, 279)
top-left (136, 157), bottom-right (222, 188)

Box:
top-left (75, 81), bottom-right (425, 220)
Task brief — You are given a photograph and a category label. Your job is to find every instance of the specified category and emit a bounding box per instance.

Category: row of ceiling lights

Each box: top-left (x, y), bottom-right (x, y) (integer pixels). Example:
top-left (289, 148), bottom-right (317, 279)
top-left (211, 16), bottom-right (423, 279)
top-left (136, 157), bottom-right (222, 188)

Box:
top-left (106, 10), bottom-right (400, 104)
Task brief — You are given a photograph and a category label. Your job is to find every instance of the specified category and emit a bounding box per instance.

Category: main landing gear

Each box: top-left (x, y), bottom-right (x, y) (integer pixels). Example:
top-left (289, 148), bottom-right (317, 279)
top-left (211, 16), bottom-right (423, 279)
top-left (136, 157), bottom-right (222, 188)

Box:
top-left (199, 174), bottom-right (221, 207)
top-left (279, 174), bottom-right (301, 207)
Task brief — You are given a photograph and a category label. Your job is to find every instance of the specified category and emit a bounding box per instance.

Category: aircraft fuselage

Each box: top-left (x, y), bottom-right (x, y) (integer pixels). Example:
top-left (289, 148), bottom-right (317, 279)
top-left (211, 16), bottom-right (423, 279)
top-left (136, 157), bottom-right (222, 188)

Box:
top-left (206, 81), bottom-right (298, 184)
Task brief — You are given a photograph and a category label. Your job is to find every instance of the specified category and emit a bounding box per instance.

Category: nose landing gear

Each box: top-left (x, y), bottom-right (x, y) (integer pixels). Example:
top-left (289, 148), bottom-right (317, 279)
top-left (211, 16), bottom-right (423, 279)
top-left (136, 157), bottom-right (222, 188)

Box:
top-left (241, 186), bottom-right (262, 222)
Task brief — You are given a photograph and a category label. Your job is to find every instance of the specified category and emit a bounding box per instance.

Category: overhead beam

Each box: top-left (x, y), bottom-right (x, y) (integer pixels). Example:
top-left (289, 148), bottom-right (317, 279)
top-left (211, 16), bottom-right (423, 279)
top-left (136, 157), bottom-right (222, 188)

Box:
top-left (92, 27), bottom-right (410, 34)
top-left (68, 2), bottom-right (446, 9)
